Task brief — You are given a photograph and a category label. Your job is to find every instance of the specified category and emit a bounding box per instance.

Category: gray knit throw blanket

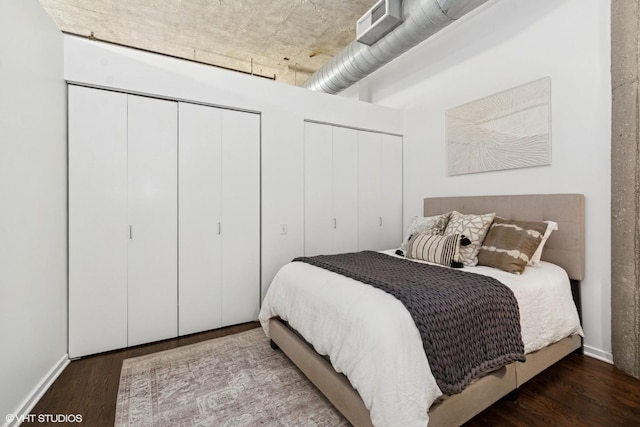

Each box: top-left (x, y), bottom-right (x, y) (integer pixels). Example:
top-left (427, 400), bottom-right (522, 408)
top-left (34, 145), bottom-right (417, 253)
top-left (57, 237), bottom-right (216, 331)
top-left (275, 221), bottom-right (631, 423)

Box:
top-left (293, 251), bottom-right (525, 395)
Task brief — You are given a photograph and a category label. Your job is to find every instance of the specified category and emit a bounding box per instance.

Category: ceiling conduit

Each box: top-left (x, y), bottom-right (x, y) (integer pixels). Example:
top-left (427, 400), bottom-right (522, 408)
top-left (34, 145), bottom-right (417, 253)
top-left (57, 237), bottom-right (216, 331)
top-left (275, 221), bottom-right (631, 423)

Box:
top-left (302, 0), bottom-right (490, 94)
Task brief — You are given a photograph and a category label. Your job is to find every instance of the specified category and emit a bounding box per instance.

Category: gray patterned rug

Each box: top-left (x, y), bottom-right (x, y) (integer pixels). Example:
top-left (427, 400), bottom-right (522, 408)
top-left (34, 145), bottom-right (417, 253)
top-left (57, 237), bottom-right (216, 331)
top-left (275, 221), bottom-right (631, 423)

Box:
top-left (115, 328), bottom-right (349, 427)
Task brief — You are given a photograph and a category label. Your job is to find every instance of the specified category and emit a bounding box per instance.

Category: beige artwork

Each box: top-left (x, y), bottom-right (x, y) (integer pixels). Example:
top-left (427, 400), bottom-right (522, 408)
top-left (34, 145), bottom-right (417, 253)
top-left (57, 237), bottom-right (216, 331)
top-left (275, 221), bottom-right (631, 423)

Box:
top-left (446, 77), bottom-right (551, 175)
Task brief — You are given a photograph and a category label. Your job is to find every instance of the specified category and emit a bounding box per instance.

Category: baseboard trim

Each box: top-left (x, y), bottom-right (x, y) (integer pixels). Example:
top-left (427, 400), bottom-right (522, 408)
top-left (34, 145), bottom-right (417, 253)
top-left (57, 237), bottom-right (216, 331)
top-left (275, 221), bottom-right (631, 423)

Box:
top-left (3, 354), bottom-right (69, 427)
top-left (583, 345), bottom-right (613, 364)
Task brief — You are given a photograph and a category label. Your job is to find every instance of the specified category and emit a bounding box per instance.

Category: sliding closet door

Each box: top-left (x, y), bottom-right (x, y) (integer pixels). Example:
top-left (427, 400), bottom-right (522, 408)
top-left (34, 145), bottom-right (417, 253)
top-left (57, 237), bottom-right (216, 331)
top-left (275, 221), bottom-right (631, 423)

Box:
top-left (69, 86), bottom-right (128, 358)
top-left (379, 134), bottom-right (403, 250)
top-left (304, 122), bottom-right (333, 256)
top-left (221, 109), bottom-right (260, 326)
top-left (358, 131), bottom-right (383, 251)
top-left (358, 132), bottom-right (403, 251)
top-left (179, 105), bottom-right (260, 332)
top-left (127, 95), bottom-right (178, 346)
top-left (332, 126), bottom-right (359, 254)
top-left (304, 122), bottom-right (359, 256)
top-left (178, 103), bottom-right (223, 335)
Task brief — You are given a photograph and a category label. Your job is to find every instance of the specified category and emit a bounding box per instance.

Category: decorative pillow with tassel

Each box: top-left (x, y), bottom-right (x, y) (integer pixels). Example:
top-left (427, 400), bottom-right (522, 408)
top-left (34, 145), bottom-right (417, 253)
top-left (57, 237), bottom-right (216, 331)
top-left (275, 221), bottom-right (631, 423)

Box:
top-left (443, 211), bottom-right (496, 266)
top-left (406, 233), bottom-right (471, 268)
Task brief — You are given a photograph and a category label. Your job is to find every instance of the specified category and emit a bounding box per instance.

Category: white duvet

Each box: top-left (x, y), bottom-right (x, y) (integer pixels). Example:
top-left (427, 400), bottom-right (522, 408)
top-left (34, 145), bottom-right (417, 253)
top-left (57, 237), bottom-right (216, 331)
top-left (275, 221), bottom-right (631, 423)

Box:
top-left (259, 250), bottom-right (583, 427)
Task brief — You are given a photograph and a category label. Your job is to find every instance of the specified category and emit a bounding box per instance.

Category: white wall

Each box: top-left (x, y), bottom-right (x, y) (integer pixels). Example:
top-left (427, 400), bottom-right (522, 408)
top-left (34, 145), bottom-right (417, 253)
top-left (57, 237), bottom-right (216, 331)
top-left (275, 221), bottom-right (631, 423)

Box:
top-left (0, 1), bottom-right (69, 424)
top-left (63, 35), bottom-right (403, 301)
top-left (346, 0), bottom-right (612, 360)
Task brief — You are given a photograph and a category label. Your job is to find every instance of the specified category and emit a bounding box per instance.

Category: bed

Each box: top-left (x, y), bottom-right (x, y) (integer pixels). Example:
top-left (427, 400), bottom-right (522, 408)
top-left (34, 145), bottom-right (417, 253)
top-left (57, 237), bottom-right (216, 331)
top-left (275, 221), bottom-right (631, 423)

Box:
top-left (259, 194), bottom-right (585, 427)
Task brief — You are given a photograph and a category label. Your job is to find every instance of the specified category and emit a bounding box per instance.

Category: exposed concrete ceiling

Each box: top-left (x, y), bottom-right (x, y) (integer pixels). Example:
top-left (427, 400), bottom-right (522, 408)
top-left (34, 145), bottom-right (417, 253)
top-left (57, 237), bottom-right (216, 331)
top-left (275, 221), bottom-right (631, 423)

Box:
top-left (39, 0), bottom-right (376, 86)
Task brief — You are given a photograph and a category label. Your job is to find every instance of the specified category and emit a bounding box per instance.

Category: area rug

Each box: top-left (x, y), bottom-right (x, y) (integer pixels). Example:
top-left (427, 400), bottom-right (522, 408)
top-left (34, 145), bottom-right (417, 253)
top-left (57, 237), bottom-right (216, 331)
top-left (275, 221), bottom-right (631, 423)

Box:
top-left (115, 328), bottom-right (349, 426)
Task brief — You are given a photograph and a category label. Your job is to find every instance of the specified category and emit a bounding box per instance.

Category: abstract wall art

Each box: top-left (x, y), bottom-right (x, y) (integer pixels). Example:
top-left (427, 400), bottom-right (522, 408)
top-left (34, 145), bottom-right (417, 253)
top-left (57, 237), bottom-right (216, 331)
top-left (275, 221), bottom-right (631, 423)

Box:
top-left (446, 77), bottom-right (551, 175)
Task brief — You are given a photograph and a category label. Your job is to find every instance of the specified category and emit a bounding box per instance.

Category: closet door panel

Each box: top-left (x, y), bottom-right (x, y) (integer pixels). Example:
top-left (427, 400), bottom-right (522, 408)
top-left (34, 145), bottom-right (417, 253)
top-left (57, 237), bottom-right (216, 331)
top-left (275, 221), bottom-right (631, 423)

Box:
top-left (221, 109), bottom-right (260, 326)
top-left (127, 95), bottom-right (178, 346)
top-left (304, 122), bottom-right (333, 256)
top-left (68, 86), bottom-right (128, 358)
top-left (332, 126), bottom-right (359, 254)
top-left (357, 131), bottom-right (382, 251)
top-left (380, 134), bottom-right (403, 250)
top-left (178, 103), bottom-right (223, 335)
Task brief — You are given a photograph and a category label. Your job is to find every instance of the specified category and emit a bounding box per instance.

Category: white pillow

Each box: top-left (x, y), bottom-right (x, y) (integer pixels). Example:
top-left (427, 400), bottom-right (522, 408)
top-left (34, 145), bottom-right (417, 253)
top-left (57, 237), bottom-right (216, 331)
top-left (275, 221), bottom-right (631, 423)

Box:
top-left (400, 213), bottom-right (451, 252)
top-left (528, 221), bottom-right (558, 265)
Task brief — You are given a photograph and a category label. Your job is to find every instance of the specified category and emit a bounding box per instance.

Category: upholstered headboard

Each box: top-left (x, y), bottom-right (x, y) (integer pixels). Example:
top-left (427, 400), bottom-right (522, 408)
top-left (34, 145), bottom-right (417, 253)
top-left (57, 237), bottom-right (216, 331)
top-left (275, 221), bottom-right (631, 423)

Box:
top-left (424, 194), bottom-right (585, 281)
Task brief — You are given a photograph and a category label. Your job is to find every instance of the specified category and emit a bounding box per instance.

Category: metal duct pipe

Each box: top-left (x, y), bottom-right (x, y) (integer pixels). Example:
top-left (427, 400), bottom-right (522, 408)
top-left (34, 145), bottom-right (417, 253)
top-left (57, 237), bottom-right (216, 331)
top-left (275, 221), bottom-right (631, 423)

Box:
top-left (302, 0), bottom-right (490, 94)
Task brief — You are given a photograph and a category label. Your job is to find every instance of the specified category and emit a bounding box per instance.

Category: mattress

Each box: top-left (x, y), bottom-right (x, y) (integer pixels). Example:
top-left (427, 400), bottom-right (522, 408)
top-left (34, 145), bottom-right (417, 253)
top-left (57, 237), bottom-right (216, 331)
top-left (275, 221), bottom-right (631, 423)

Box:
top-left (259, 250), bottom-right (583, 427)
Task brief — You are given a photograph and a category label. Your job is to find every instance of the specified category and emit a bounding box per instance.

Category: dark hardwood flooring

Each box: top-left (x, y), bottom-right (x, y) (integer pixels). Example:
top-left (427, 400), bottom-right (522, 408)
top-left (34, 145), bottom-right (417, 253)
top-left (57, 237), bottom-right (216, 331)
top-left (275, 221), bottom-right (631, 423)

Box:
top-left (24, 322), bottom-right (259, 427)
top-left (26, 325), bottom-right (640, 427)
top-left (464, 352), bottom-right (640, 427)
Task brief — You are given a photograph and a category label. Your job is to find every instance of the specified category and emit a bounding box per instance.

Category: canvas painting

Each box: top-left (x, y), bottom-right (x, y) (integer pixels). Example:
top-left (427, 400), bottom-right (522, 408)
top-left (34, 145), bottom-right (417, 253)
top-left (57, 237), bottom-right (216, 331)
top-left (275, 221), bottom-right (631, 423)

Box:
top-left (446, 77), bottom-right (551, 175)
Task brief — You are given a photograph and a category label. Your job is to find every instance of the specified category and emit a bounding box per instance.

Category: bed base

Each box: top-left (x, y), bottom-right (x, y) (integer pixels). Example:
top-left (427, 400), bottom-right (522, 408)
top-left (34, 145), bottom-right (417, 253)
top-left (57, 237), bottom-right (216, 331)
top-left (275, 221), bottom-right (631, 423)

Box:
top-left (269, 318), bottom-right (373, 427)
top-left (269, 317), bottom-right (581, 427)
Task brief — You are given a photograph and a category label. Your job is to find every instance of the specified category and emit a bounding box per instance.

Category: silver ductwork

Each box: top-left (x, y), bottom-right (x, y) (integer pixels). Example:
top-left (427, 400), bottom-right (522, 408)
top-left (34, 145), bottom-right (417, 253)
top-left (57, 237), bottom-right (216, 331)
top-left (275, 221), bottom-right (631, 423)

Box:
top-left (303, 0), bottom-right (490, 94)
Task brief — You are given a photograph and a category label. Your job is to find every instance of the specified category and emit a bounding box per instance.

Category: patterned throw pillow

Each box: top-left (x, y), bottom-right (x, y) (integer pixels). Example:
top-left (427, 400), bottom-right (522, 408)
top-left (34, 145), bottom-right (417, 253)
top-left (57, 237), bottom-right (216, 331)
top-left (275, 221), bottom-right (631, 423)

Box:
top-left (528, 221), bottom-right (558, 265)
top-left (400, 213), bottom-right (451, 252)
top-left (444, 211), bottom-right (495, 266)
top-left (478, 217), bottom-right (549, 274)
top-left (406, 233), bottom-right (462, 267)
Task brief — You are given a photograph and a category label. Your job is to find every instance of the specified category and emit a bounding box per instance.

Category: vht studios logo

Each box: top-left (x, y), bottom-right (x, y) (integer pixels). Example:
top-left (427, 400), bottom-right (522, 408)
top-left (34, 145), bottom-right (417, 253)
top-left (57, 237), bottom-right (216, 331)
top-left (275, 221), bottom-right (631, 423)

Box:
top-left (6, 413), bottom-right (83, 423)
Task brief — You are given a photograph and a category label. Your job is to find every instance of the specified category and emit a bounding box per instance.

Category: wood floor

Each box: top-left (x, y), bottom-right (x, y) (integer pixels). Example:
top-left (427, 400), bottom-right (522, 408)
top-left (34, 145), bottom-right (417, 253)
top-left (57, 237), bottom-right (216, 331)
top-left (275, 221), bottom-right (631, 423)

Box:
top-left (26, 324), bottom-right (640, 427)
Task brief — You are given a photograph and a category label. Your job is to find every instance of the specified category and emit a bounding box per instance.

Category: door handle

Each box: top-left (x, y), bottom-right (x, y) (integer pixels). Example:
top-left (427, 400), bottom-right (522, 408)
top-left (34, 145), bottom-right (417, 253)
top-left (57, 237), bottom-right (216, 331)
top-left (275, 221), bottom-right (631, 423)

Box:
top-left (333, 218), bottom-right (337, 229)
top-left (379, 217), bottom-right (383, 227)
top-left (218, 222), bottom-right (221, 235)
